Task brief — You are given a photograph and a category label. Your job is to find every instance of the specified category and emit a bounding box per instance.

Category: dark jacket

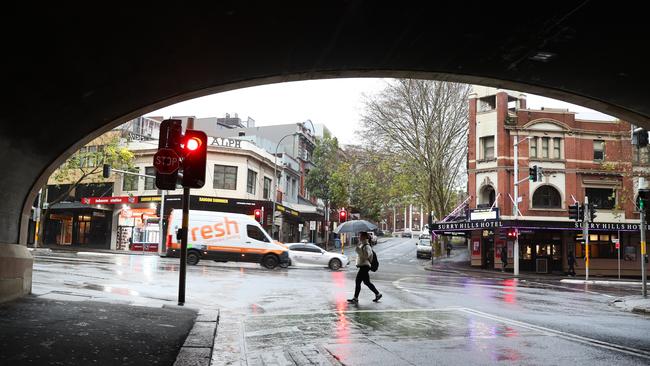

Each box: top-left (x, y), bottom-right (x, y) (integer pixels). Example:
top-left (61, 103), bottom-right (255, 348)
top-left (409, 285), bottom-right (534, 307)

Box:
top-left (500, 247), bottom-right (508, 262)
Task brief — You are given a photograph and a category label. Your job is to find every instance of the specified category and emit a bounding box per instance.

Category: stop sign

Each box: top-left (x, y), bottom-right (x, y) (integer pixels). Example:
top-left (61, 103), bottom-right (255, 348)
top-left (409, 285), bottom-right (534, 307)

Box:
top-left (154, 148), bottom-right (180, 174)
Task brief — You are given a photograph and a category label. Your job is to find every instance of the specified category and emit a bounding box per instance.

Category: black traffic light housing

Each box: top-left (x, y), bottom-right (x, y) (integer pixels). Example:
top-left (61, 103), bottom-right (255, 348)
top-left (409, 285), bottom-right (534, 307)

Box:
top-left (568, 203), bottom-right (584, 222)
top-left (339, 209), bottom-right (348, 223)
top-left (102, 164), bottom-right (111, 178)
top-left (506, 228), bottom-right (517, 239)
top-left (156, 119), bottom-right (183, 190)
top-left (254, 209), bottom-right (263, 224)
top-left (181, 129), bottom-right (208, 188)
top-left (588, 203), bottom-right (598, 222)
top-left (529, 166), bottom-right (538, 182)
top-left (638, 189), bottom-right (650, 211)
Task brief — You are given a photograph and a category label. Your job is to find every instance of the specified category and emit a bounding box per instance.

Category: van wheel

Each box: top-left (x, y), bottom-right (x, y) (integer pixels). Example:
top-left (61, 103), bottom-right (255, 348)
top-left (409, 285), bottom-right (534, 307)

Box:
top-left (262, 254), bottom-right (279, 269)
top-left (187, 251), bottom-right (200, 265)
top-left (329, 258), bottom-right (342, 270)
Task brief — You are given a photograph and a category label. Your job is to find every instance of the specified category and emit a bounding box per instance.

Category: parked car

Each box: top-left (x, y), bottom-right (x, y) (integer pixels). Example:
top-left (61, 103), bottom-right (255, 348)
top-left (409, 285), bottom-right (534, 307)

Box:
top-left (286, 243), bottom-right (350, 270)
top-left (401, 230), bottom-right (412, 238)
top-left (416, 233), bottom-right (432, 259)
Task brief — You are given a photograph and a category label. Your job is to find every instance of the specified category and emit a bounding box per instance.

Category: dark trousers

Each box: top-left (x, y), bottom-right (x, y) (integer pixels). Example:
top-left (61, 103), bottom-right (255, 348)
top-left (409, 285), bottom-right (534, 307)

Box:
top-left (568, 264), bottom-right (575, 276)
top-left (354, 266), bottom-right (379, 298)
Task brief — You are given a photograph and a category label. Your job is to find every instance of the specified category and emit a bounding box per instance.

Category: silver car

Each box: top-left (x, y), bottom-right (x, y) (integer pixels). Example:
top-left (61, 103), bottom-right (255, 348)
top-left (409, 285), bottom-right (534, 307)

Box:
top-left (287, 243), bottom-right (350, 270)
top-left (416, 233), bottom-right (432, 259)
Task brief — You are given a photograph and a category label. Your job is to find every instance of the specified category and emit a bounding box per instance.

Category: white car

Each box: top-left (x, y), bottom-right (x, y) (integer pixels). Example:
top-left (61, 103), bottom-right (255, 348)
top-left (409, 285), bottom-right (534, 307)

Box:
top-left (416, 233), bottom-right (433, 259)
top-left (287, 243), bottom-right (350, 270)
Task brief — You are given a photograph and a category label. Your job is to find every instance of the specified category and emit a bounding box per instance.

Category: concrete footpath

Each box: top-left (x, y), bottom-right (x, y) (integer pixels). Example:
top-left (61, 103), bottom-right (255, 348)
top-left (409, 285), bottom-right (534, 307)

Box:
top-left (0, 296), bottom-right (199, 365)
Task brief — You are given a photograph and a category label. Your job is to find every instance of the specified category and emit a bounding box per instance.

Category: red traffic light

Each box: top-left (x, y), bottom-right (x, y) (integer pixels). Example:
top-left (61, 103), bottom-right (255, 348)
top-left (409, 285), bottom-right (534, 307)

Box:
top-left (254, 209), bottom-right (263, 223)
top-left (184, 136), bottom-right (202, 152)
top-left (506, 229), bottom-right (517, 238)
top-left (339, 209), bottom-right (347, 222)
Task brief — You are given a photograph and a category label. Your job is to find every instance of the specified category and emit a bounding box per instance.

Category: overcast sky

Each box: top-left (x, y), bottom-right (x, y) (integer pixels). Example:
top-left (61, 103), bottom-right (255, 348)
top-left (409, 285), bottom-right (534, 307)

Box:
top-left (146, 78), bottom-right (613, 145)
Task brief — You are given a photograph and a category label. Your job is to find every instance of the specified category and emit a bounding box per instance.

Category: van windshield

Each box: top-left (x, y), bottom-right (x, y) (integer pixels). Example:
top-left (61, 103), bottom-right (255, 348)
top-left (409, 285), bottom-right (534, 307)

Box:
top-left (247, 225), bottom-right (270, 242)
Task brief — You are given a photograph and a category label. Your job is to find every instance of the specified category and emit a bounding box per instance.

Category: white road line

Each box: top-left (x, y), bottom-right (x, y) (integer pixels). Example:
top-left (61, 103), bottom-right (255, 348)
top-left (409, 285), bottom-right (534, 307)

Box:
top-left (458, 307), bottom-right (650, 360)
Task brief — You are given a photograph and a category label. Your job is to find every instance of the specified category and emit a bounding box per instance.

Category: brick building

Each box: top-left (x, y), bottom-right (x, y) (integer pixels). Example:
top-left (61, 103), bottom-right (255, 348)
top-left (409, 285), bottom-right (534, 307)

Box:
top-left (434, 86), bottom-right (649, 276)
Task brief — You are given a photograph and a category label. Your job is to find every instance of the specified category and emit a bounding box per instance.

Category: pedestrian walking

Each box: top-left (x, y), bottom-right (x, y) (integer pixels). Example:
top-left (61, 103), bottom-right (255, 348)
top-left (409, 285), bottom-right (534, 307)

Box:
top-left (446, 242), bottom-right (452, 257)
top-left (347, 232), bottom-right (382, 304)
top-left (567, 251), bottom-right (576, 276)
top-left (500, 245), bottom-right (508, 272)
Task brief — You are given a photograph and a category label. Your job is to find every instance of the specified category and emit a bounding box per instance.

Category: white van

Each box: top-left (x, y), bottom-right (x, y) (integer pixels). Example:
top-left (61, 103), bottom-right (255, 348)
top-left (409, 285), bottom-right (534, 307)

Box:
top-left (165, 209), bottom-right (290, 269)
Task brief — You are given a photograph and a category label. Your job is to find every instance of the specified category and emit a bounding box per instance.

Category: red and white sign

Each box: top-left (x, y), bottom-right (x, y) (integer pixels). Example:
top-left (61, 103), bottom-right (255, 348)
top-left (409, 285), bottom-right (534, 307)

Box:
top-left (82, 196), bottom-right (139, 205)
top-left (615, 242), bottom-right (620, 249)
top-left (154, 148), bottom-right (180, 174)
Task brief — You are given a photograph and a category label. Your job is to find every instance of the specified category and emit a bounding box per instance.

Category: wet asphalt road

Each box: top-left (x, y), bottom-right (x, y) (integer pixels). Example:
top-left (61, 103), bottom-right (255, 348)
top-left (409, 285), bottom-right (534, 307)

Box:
top-left (31, 238), bottom-right (650, 365)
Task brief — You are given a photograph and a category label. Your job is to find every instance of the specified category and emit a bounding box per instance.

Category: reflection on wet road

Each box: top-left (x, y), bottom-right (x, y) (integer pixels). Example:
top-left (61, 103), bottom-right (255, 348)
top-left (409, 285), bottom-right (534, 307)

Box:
top-left (31, 237), bottom-right (650, 365)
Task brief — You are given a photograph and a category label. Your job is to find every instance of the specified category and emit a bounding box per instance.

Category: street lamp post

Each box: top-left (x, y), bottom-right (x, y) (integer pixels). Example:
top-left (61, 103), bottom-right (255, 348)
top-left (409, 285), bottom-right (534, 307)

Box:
top-left (271, 133), bottom-right (298, 240)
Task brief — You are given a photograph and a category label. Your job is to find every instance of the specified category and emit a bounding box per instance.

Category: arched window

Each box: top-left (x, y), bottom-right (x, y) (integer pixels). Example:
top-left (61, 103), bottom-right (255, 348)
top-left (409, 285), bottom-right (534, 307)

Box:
top-left (532, 185), bottom-right (561, 208)
top-left (479, 185), bottom-right (496, 206)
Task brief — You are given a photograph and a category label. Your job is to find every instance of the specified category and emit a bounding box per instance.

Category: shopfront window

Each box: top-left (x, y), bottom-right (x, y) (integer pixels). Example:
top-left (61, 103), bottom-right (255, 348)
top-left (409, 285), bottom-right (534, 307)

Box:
top-left (575, 233), bottom-right (617, 258)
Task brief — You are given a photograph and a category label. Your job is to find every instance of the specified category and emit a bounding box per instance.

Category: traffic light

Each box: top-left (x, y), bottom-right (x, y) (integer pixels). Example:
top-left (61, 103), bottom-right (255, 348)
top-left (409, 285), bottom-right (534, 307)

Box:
top-left (639, 189), bottom-right (650, 211)
top-left (588, 203), bottom-right (598, 222)
top-left (568, 203), bottom-right (583, 221)
top-left (181, 129), bottom-right (208, 188)
top-left (102, 164), bottom-right (111, 178)
top-left (506, 228), bottom-right (517, 239)
top-left (156, 119), bottom-right (183, 190)
top-left (254, 209), bottom-right (263, 224)
top-left (529, 165), bottom-right (538, 182)
top-left (339, 209), bottom-right (348, 223)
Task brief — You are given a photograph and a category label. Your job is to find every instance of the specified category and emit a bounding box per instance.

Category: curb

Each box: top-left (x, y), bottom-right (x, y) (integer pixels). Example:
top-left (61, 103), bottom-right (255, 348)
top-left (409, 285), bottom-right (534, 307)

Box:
top-left (632, 306), bottom-right (650, 315)
top-left (173, 308), bottom-right (220, 366)
top-left (561, 279), bottom-right (642, 286)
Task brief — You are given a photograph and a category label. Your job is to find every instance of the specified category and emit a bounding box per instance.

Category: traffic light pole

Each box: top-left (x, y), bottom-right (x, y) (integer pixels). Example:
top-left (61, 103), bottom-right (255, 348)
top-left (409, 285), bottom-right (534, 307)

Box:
top-left (641, 207), bottom-right (647, 297)
top-left (178, 188), bottom-right (190, 305)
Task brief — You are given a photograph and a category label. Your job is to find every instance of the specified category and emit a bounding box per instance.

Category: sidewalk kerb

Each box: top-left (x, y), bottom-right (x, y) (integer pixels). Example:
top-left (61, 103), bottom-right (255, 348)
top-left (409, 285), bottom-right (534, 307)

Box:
top-left (174, 309), bottom-right (220, 366)
top-left (561, 279), bottom-right (642, 286)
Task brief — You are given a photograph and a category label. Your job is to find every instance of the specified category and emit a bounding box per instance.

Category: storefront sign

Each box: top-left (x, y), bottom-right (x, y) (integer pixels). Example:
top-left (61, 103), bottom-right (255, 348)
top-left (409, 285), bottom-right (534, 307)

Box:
top-left (82, 196), bottom-right (138, 205)
top-left (470, 208), bottom-right (499, 221)
top-left (140, 196), bottom-right (162, 202)
top-left (211, 137), bottom-right (242, 148)
top-left (198, 197), bottom-right (229, 204)
top-left (432, 220), bottom-right (501, 231)
top-left (573, 222), bottom-right (650, 231)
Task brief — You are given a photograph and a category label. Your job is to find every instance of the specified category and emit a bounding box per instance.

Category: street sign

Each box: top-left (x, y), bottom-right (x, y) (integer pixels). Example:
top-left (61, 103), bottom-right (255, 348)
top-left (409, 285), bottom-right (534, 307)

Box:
top-left (310, 221), bottom-right (316, 230)
top-left (154, 148), bottom-right (180, 174)
top-left (615, 242), bottom-right (620, 249)
top-left (612, 238), bottom-right (619, 244)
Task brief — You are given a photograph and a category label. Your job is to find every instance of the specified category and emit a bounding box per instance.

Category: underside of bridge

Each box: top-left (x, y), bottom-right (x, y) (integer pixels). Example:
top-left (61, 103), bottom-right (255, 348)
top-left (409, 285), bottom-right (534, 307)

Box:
top-left (1, 2), bottom-right (648, 300)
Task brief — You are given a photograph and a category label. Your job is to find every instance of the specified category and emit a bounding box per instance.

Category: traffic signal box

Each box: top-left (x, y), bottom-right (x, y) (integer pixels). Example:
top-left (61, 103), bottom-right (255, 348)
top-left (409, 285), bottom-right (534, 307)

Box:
top-left (638, 189), bottom-right (650, 211)
top-left (339, 209), bottom-right (348, 223)
top-left (181, 130), bottom-right (208, 188)
top-left (568, 203), bottom-right (583, 222)
top-left (506, 228), bottom-right (517, 239)
top-left (529, 165), bottom-right (543, 182)
top-left (155, 119), bottom-right (208, 190)
top-left (588, 203), bottom-right (598, 221)
top-left (254, 209), bottom-right (263, 224)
